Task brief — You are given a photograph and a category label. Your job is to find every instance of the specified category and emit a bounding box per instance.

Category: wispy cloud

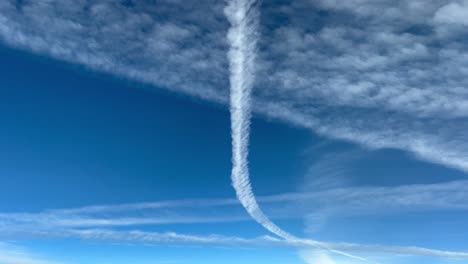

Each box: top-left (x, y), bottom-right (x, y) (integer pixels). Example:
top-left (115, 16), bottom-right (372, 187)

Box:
top-left (46, 198), bottom-right (240, 215)
top-left (2, 180), bottom-right (467, 260)
top-left (73, 229), bottom-right (468, 260)
top-left (299, 249), bottom-right (340, 264)
top-left (331, 242), bottom-right (468, 260)
top-left (0, 0), bottom-right (467, 176)
top-left (1, 180), bottom-right (468, 231)
top-left (4, 228), bottom-right (467, 261)
top-left (0, 243), bottom-right (60, 264)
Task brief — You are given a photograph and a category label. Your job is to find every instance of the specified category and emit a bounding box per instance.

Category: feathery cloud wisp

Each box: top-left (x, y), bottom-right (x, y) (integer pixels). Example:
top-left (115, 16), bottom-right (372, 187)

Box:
top-left (0, 243), bottom-right (60, 264)
top-left (4, 228), bottom-right (468, 260)
top-left (0, 189), bottom-right (467, 261)
top-left (0, 0), bottom-right (467, 176)
top-left (2, 180), bottom-right (468, 231)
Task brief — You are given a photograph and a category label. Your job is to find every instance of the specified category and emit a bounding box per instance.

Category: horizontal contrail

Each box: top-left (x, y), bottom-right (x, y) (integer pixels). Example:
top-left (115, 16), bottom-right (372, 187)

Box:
top-left (31, 229), bottom-right (468, 260)
top-left (2, 204), bottom-right (468, 260)
top-left (3, 180), bottom-right (468, 230)
top-left (32, 179), bottom-right (468, 215)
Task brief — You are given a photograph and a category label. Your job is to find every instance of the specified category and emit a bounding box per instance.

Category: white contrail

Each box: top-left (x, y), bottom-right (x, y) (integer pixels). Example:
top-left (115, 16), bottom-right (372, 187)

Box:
top-left (224, 0), bottom-right (367, 262)
top-left (225, 0), bottom-right (295, 240)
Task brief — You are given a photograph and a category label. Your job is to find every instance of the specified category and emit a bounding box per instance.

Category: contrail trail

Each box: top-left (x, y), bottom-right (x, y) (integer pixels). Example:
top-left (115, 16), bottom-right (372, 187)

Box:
top-left (225, 0), bottom-right (295, 240)
top-left (224, 0), bottom-right (368, 262)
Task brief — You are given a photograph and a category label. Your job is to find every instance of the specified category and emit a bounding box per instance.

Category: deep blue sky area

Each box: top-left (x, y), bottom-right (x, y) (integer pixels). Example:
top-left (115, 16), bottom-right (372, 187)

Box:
top-left (1, 1), bottom-right (468, 263)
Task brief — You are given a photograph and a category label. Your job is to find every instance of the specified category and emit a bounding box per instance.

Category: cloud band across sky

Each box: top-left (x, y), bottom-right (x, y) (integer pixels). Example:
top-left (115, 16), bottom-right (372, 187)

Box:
top-left (0, 0), bottom-right (467, 175)
top-left (3, 180), bottom-right (468, 229)
top-left (2, 180), bottom-right (468, 260)
top-left (2, 228), bottom-right (468, 261)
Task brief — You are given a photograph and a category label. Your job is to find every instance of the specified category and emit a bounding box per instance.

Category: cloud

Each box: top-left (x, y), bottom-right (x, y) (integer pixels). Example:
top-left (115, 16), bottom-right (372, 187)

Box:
top-left (257, 1), bottom-right (468, 174)
top-left (0, 0), bottom-right (229, 102)
top-left (49, 198), bottom-right (240, 214)
top-left (0, 243), bottom-right (60, 264)
top-left (1, 180), bottom-right (468, 232)
top-left (0, 180), bottom-right (467, 261)
top-left (5, 228), bottom-right (467, 260)
top-left (0, 0), bottom-right (467, 177)
top-left (225, 0), bottom-right (299, 242)
top-left (434, 1), bottom-right (468, 26)
top-left (299, 250), bottom-right (338, 264)
top-left (259, 1), bottom-right (468, 117)
top-left (332, 242), bottom-right (468, 259)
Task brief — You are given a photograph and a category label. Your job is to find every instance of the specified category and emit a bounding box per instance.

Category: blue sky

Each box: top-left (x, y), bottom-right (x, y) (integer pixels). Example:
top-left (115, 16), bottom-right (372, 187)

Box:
top-left (1, 0), bottom-right (468, 263)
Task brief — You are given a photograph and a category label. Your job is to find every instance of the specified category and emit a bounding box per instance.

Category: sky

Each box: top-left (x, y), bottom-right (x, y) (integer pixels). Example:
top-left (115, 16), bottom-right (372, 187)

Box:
top-left (0, 0), bottom-right (468, 263)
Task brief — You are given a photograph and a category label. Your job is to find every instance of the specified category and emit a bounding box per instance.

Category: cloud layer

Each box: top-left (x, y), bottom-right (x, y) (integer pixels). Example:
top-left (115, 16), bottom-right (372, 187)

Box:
top-left (1, 180), bottom-right (468, 260)
top-left (0, 243), bottom-right (60, 264)
top-left (2, 180), bottom-right (468, 231)
top-left (0, 0), bottom-right (467, 175)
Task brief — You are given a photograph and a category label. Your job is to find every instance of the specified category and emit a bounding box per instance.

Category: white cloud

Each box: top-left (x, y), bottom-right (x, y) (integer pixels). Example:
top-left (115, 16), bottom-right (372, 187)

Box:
top-left (0, 0), bottom-right (468, 177)
top-left (0, 181), bottom-right (467, 261)
top-left (299, 250), bottom-right (337, 264)
top-left (434, 1), bottom-right (468, 26)
top-left (20, 229), bottom-right (468, 260)
top-left (0, 243), bottom-right (60, 264)
top-left (2, 180), bottom-right (468, 232)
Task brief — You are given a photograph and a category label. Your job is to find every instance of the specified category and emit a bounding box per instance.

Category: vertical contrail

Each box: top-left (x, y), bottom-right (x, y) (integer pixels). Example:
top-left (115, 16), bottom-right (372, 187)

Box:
top-left (224, 1), bottom-right (368, 262)
top-left (225, 0), bottom-right (296, 240)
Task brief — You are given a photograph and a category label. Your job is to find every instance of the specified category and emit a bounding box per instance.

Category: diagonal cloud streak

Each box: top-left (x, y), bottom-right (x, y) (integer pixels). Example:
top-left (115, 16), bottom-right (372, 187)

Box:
top-left (1, 0), bottom-right (467, 176)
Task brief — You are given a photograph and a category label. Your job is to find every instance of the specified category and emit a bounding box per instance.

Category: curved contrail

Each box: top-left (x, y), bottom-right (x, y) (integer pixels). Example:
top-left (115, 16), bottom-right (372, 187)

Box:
top-left (224, 0), bottom-right (367, 262)
top-left (225, 0), bottom-right (294, 240)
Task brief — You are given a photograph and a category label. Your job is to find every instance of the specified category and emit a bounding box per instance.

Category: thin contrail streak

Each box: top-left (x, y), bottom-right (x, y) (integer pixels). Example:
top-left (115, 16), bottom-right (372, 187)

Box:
top-left (224, 0), bottom-right (368, 262)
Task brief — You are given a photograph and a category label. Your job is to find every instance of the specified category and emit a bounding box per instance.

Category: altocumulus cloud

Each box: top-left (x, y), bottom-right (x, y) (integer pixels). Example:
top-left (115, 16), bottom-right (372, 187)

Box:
top-left (1, 0), bottom-right (468, 174)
